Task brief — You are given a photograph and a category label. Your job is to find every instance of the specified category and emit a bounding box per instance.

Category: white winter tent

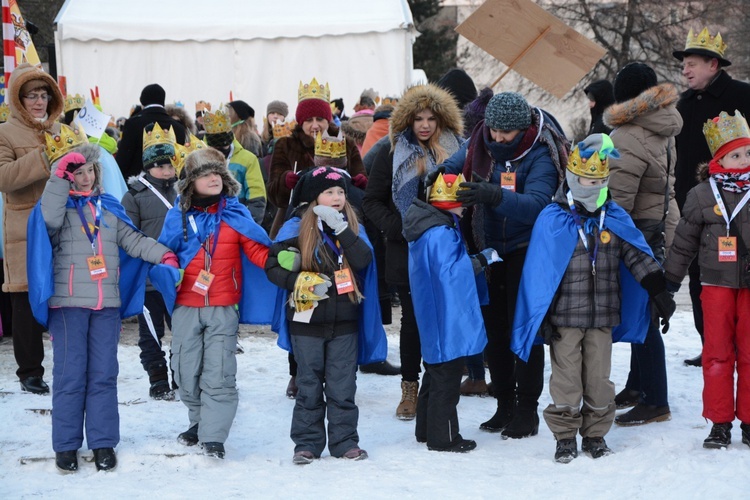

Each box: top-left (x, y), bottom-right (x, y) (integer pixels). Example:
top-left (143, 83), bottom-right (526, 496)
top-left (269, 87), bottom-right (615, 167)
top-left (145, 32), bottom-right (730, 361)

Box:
top-left (54, 0), bottom-right (416, 125)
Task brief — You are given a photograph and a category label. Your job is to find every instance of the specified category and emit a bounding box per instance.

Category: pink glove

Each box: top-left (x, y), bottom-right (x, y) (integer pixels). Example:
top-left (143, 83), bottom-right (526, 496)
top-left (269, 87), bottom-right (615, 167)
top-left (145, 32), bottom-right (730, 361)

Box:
top-left (161, 252), bottom-right (179, 268)
top-left (285, 171), bottom-right (300, 190)
top-left (352, 173), bottom-right (368, 189)
top-left (55, 152), bottom-right (86, 181)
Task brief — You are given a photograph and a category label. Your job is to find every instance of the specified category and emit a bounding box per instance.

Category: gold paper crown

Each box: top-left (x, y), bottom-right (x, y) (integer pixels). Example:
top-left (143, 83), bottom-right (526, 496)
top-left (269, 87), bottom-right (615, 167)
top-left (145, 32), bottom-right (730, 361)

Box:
top-left (273, 120), bottom-right (296, 139)
top-left (172, 133), bottom-right (207, 175)
top-left (142, 122), bottom-right (177, 152)
top-left (45, 123), bottom-right (87, 163)
top-left (429, 173), bottom-right (467, 203)
top-left (195, 100), bottom-right (211, 113)
top-left (685, 27), bottom-right (727, 58)
top-left (703, 110), bottom-right (750, 157)
top-left (203, 108), bottom-right (232, 135)
top-left (64, 93), bottom-right (85, 114)
top-left (566, 146), bottom-right (609, 178)
top-left (381, 97), bottom-right (399, 107)
top-left (298, 78), bottom-right (330, 102)
top-left (314, 131), bottom-right (347, 160)
top-left (0, 102), bottom-right (10, 123)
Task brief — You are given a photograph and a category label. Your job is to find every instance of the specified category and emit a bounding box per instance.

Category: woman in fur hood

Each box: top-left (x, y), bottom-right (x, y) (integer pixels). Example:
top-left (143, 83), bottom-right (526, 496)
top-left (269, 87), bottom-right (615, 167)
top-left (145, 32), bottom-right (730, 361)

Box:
top-left (362, 83), bottom-right (464, 420)
top-left (604, 61), bottom-right (683, 427)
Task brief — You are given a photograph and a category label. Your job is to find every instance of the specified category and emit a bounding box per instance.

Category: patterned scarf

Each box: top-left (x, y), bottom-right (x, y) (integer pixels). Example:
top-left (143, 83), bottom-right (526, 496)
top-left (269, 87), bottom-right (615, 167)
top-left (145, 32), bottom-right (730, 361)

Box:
top-left (710, 171), bottom-right (750, 193)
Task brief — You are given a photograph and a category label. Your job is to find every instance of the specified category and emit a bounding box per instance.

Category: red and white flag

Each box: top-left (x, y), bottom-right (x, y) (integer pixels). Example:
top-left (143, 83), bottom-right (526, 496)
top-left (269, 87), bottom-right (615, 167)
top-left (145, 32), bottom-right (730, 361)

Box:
top-left (2, 0), bottom-right (41, 99)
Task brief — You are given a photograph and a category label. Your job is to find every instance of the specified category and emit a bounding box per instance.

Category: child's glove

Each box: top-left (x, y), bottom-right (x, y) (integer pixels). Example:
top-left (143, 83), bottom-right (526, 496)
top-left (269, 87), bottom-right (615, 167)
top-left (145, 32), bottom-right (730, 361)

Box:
top-left (651, 290), bottom-right (676, 334)
top-left (351, 173), bottom-right (368, 189)
top-left (292, 272), bottom-right (332, 312)
top-left (285, 171), bottom-right (300, 190)
top-left (313, 205), bottom-right (348, 234)
top-left (55, 152), bottom-right (86, 182)
top-left (457, 178), bottom-right (503, 207)
top-left (160, 252), bottom-right (180, 268)
top-left (278, 247), bottom-right (301, 272)
top-left (469, 248), bottom-right (501, 275)
top-left (176, 269), bottom-right (185, 290)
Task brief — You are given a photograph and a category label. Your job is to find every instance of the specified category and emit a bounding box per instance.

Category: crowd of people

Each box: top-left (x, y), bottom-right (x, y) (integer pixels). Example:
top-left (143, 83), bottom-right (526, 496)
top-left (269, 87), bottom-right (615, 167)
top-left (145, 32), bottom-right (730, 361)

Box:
top-left (0, 25), bottom-right (749, 473)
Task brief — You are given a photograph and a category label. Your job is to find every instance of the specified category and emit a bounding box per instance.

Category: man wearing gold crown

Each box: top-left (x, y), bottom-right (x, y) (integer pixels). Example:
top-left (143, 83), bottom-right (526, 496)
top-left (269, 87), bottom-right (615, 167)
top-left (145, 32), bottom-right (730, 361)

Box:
top-left (511, 134), bottom-right (674, 463)
top-left (0, 63), bottom-right (64, 395)
top-left (673, 27), bottom-right (750, 367)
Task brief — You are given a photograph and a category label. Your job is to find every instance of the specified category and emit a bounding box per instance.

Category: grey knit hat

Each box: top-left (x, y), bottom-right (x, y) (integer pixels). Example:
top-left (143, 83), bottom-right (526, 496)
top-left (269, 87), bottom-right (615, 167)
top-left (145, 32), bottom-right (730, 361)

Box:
top-left (484, 92), bottom-right (532, 131)
top-left (266, 100), bottom-right (289, 117)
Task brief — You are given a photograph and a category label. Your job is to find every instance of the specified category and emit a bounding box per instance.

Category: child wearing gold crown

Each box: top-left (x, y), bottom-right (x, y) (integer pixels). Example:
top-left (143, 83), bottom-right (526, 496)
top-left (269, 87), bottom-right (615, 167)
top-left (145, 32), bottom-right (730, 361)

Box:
top-left (664, 110), bottom-right (750, 450)
top-left (511, 133), bottom-right (674, 463)
top-left (26, 140), bottom-right (180, 473)
top-left (401, 173), bottom-right (498, 453)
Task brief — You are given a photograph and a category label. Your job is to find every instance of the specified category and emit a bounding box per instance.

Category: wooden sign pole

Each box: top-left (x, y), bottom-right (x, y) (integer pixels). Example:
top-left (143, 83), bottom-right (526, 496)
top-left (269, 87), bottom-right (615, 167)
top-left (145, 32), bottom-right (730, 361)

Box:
top-left (490, 26), bottom-right (552, 89)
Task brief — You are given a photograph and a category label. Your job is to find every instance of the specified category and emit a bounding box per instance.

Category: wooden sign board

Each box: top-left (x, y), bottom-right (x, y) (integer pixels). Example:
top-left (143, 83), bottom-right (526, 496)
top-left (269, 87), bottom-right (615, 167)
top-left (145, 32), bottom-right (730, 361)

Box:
top-left (456, 0), bottom-right (607, 98)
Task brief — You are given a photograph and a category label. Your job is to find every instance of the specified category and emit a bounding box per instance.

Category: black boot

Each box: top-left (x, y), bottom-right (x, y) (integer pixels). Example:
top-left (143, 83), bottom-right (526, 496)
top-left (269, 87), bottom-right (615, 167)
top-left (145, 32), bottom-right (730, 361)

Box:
top-left (93, 447), bottom-right (117, 471)
top-left (148, 361), bottom-right (174, 400)
top-left (178, 424), bottom-right (199, 446)
top-left (427, 437), bottom-right (477, 453)
top-left (479, 399), bottom-right (513, 432)
top-left (684, 354), bottom-right (702, 367)
top-left (55, 450), bottom-right (78, 473)
top-left (615, 403), bottom-right (671, 426)
top-left (501, 406), bottom-right (539, 439)
top-left (359, 360), bottom-right (401, 376)
top-left (554, 438), bottom-right (577, 464)
top-left (20, 376), bottom-right (50, 395)
top-left (614, 388), bottom-right (640, 410)
top-left (741, 422), bottom-right (750, 448)
top-left (703, 422), bottom-right (732, 449)
top-left (202, 442), bottom-right (225, 459)
top-left (581, 437), bottom-right (613, 458)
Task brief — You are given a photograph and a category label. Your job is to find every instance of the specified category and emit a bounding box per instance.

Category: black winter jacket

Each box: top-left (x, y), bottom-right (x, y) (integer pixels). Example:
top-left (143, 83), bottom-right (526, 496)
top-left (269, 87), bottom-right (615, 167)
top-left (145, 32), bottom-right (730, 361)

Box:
top-left (116, 106), bottom-right (187, 179)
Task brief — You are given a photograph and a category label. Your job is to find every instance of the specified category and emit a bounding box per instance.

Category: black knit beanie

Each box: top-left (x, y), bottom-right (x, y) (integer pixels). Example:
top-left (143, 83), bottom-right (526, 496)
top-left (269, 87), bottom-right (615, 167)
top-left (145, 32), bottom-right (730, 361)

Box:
top-left (436, 68), bottom-right (478, 110)
top-left (140, 84), bottom-right (166, 106)
top-left (228, 100), bottom-right (254, 120)
top-left (613, 63), bottom-right (657, 103)
top-left (291, 166), bottom-right (348, 207)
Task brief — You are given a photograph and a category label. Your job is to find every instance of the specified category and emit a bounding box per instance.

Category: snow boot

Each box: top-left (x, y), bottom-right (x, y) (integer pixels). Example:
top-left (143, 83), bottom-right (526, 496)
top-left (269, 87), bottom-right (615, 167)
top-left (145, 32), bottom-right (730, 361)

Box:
top-left (55, 450), bottom-right (78, 474)
top-left (286, 376), bottom-right (298, 399)
top-left (460, 378), bottom-right (488, 397)
top-left (396, 381), bottom-right (418, 420)
top-left (742, 422), bottom-right (750, 448)
top-left (581, 437), bottom-right (613, 458)
top-left (178, 424), bottom-right (199, 446)
top-left (293, 450), bottom-right (315, 465)
top-left (148, 362), bottom-right (174, 400)
top-left (202, 442), bottom-right (225, 459)
top-left (614, 388), bottom-right (640, 410)
top-left (684, 353), bottom-right (702, 367)
top-left (554, 438), bottom-right (578, 464)
top-left (479, 399), bottom-right (513, 432)
top-left (342, 448), bottom-right (368, 460)
top-left (615, 403), bottom-right (671, 426)
top-left (427, 438), bottom-right (477, 453)
top-left (703, 422), bottom-right (732, 449)
top-left (501, 407), bottom-right (539, 439)
top-left (93, 448), bottom-right (117, 472)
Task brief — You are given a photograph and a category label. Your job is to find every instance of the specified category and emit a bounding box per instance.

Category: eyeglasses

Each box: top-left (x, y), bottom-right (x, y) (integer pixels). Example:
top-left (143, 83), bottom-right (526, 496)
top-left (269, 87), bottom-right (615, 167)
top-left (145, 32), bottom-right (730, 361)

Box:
top-left (22, 93), bottom-right (52, 102)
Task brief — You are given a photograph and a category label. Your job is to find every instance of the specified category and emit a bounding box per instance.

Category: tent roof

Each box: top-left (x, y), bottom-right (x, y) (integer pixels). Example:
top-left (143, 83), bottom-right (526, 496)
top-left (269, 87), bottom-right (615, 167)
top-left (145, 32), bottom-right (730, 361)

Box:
top-left (55, 0), bottom-right (414, 42)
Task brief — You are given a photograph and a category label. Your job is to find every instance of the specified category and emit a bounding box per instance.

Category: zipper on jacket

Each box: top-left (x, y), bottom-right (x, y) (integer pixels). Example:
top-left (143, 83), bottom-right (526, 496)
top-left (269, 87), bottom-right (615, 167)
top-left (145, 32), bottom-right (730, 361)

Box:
top-left (69, 264), bottom-right (74, 296)
top-left (232, 267), bottom-right (238, 291)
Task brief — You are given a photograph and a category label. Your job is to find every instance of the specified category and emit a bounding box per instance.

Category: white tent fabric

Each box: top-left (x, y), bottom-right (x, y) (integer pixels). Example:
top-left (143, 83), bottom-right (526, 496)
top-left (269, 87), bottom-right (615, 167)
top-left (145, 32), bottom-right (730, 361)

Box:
top-left (54, 0), bottom-right (415, 126)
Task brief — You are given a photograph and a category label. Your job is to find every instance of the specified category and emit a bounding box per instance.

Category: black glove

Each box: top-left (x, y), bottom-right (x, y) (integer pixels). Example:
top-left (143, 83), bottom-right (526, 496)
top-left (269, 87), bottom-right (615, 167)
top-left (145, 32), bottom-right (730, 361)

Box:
top-left (540, 315), bottom-right (560, 345)
top-left (425, 166), bottom-right (445, 187)
top-left (457, 180), bottom-right (503, 207)
top-left (650, 290), bottom-right (676, 334)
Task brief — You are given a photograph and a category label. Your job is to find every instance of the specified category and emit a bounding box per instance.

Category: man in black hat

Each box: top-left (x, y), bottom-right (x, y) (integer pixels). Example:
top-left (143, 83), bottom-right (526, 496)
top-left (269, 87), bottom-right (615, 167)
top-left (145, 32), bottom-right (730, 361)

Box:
top-left (116, 83), bottom-right (188, 179)
top-left (673, 28), bottom-right (750, 366)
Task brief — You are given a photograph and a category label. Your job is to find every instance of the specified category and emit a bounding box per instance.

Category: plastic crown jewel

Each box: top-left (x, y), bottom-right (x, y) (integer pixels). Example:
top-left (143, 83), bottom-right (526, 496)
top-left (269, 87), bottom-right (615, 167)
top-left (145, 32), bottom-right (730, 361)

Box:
top-left (429, 173), bottom-right (467, 203)
top-left (45, 123), bottom-right (87, 163)
top-left (566, 145), bottom-right (609, 179)
top-left (203, 108), bottom-right (232, 135)
top-left (314, 130), bottom-right (347, 159)
top-left (703, 110), bottom-right (750, 157)
top-left (172, 133), bottom-right (207, 175)
top-left (64, 93), bottom-right (85, 114)
top-left (685, 27), bottom-right (727, 57)
top-left (298, 78), bottom-right (330, 102)
top-left (142, 122), bottom-right (177, 152)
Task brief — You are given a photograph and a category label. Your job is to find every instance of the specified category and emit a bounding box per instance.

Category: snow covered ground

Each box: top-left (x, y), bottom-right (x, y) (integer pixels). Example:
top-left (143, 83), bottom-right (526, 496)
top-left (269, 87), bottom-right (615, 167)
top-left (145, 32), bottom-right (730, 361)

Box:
top-left (1, 289), bottom-right (749, 499)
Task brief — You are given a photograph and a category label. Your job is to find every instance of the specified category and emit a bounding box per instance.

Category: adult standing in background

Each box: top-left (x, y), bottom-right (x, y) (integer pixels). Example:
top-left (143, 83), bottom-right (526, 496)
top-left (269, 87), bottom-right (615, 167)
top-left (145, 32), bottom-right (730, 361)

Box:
top-left (583, 80), bottom-right (615, 136)
top-left (0, 63), bottom-right (64, 394)
top-left (672, 27), bottom-right (750, 367)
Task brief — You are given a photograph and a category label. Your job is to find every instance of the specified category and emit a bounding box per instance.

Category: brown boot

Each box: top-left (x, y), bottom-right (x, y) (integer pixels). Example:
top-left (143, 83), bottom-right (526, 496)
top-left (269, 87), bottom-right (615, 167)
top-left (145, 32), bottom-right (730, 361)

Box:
top-left (460, 378), bottom-right (488, 397)
top-left (396, 381), bottom-right (419, 420)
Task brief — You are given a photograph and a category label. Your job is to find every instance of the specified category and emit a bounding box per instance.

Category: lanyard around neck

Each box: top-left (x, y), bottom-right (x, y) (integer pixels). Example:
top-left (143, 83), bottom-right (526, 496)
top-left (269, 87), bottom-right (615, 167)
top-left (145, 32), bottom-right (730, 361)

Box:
top-left (567, 190), bottom-right (605, 274)
top-left (75, 197), bottom-right (102, 255)
top-left (138, 175), bottom-right (173, 209)
top-left (710, 177), bottom-right (750, 236)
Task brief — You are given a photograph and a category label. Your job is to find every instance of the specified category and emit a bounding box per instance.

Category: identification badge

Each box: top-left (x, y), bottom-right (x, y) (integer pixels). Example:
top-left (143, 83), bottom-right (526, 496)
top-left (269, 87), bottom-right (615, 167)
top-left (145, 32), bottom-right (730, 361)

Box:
top-left (599, 230), bottom-right (611, 244)
top-left (191, 270), bottom-right (215, 296)
top-left (500, 172), bottom-right (516, 191)
top-left (334, 268), bottom-right (355, 294)
top-left (718, 236), bottom-right (738, 262)
top-left (86, 255), bottom-right (108, 280)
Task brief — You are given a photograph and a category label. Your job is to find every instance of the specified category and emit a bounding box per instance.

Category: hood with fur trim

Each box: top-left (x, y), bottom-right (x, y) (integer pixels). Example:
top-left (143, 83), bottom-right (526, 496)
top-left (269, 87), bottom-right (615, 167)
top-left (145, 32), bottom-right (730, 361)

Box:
top-left (51, 143), bottom-right (103, 192)
top-left (177, 147), bottom-right (240, 211)
top-left (7, 63), bottom-right (63, 131)
top-left (603, 83), bottom-right (681, 134)
top-left (389, 84), bottom-right (463, 147)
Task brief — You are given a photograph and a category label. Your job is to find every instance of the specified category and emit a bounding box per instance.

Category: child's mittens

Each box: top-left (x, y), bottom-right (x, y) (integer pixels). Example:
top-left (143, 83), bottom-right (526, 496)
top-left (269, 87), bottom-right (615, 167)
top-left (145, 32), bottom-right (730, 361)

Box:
top-left (470, 247), bottom-right (502, 274)
top-left (278, 247), bottom-right (301, 272)
top-left (54, 152), bottom-right (86, 181)
top-left (313, 205), bottom-right (348, 234)
top-left (160, 251), bottom-right (180, 268)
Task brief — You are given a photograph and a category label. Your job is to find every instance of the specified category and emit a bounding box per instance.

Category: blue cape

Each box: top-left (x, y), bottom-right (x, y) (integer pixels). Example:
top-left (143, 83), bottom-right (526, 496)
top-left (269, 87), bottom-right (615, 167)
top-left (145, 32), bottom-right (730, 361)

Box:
top-left (408, 225), bottom-right (488, 364)
top-left (511, 201), bottom-right (655, 362)
top-left (155, 195), bottom-right (276, 324)
top-left (27, 192), bottom-right (160, 328)
top-left (271, 217), bottom-right (388, 365)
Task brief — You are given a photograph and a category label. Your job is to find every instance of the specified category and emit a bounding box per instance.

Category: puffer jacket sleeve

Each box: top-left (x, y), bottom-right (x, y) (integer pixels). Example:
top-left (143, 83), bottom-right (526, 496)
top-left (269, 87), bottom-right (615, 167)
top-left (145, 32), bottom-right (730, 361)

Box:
top-left (663, 187), bottom-right (703, 283)
top-left (120, 191), bottom-right (141, 229)
top-left (608, 129), bottom-right (649, 214)
top-left (40, 174), bottom-right (73, 234)
top-left (440, 140), bottom-right (468, 174)
top-left (337, 226), bottom-right (373, 271)
top-left (265, 238), bottom-right (300, 290)
top-left (117, 218), bottom-right (170, 264)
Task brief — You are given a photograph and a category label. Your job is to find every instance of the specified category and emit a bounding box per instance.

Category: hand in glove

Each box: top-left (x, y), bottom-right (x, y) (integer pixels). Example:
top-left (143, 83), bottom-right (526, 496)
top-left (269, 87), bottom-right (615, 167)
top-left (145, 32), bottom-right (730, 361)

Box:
top-left (540, 315), bottom-right (560, 345)
top-left (313, 205), bottom-right (348, 234)
top-left (292, 272), bottom-right (332, 313)
top-left (352, 173), bottom-right (368, 189)
top-left (457, 179), bottom-right (503, 207)
top-left (285, 171), bottom-right (300, 190)
top-left (651, 290), bottom-right (676, 334)
top-left (278, 247), bottom-right (301, 272)
top-left (160, 252), bottom-right (180, 268)
top-left (470, 248), bottom-right (502, 275)
top-left (55, 152), bottom-right (87, 182)
top-left (424, 166), bottom-right (446, 187)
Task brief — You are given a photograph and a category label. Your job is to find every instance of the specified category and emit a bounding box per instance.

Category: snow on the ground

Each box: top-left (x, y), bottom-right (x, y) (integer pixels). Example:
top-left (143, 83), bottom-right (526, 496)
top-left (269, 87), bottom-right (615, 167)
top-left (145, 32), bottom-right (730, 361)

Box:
top-left (1, 294), bottom-right (749, 499)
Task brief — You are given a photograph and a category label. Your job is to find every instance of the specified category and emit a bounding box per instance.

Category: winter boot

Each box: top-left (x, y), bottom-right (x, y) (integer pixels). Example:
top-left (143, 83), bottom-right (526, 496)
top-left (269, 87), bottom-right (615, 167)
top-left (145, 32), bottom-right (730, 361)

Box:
top-left (177, 424), bottom-right (199, 446)
top-left (614, 388), bottom-right (640, 410)
top-left (293, 450), bottom-right (315, 465)
top-left (93, 448), bottom-right (117, 472)
top-left (581, 437), bottom-right (613, 458)
top-left (703, 422), bottom-right (732, 449)
top-left (360, 360), bottom-right (401, 376)
top-left (396, 381), bottom-right (419, 420)
top-left (554, 438), bottom-right (578, 464)
top-left (148, 362), bottom-right (174, 400)
top-left (428, 437), bottom-right (477, 453)
top-left (202, 442), bottom-right (225, 459)
top-left (684, 353), bottom-right (702, 367)
top-left (55, 450), bottom-right (78, 474)
top-left (742, 422), bottom-right (750, 448)
top-left (615, 403), bottom-right (671, 426)
top-left (286, 376), bottom-right (298, 399)
top-left (342, 448), bottom-right (369, 460)
top-left (501, 406), bottom-right (540, 439)
top-left (460, 378), bottom-right (488, 397)
top-left (479, 399), bottom-right (513, 432)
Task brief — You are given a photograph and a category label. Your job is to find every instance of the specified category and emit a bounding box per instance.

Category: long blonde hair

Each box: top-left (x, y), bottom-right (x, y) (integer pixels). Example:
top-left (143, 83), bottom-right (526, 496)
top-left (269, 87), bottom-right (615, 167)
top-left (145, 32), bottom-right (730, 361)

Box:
top-left (298, 199), bottom-right (364, 304)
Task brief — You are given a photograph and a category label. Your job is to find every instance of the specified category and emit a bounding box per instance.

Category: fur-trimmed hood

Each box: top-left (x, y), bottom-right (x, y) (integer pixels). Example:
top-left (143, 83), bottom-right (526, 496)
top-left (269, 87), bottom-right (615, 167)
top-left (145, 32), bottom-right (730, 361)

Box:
top-left (6, 63), bottom-right (63, 131)
top-left (603, 83), bottom-right (681, 135)
top-left (389, 84), bottom-right (464, 146)
top-left (51, 143), bottom-right (103, 192)
top-left (177, 148), bottom-right (240, 211)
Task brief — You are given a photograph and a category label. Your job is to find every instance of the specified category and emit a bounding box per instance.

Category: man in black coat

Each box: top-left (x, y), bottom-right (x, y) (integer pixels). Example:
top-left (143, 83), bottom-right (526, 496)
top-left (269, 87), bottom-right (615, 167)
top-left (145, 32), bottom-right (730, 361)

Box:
top-left (116, 83), bottom-right (187, 179)
top-left (673, 28), bottom-right (750, 366)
